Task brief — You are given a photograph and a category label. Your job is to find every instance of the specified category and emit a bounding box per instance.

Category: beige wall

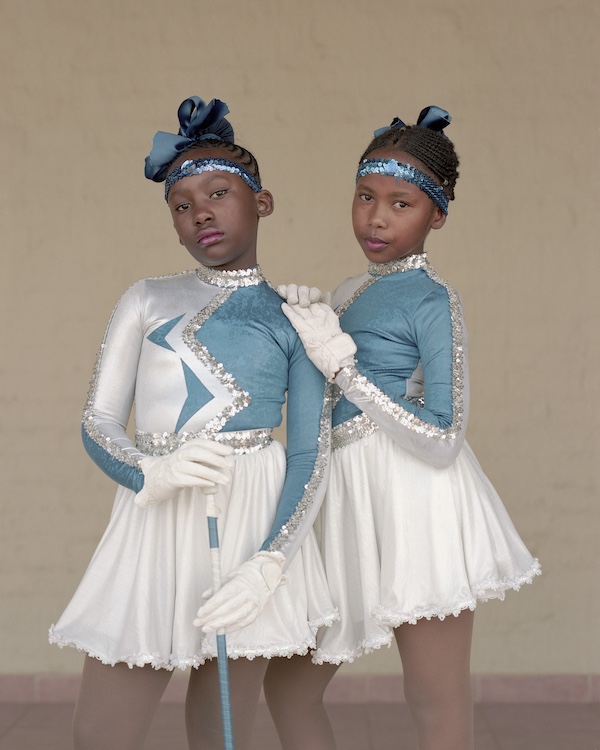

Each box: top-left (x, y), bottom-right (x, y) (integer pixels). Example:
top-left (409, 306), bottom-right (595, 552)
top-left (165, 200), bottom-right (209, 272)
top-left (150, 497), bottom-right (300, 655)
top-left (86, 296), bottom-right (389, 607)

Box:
top-left (1, 0), bottom-right (598, 678)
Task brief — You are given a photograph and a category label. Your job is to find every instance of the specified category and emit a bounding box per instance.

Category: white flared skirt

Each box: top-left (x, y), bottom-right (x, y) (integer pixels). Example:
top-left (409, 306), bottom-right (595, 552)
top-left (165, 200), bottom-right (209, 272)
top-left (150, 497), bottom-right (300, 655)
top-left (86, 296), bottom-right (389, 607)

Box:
top-left (313, 429), bottom-right (541, 664)
top-left (50, 442), bottom-right (337, 670)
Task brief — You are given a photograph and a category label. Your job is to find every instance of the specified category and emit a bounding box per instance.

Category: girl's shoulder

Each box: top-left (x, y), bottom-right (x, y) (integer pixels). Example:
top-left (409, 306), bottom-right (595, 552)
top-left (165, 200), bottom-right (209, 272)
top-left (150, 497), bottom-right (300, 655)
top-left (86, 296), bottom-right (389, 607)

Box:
top-left (122, 269), bottom-right (199, 296)
top-left (136, 268), bottom-right (198, 288)
top-left (107, 271), bottom-right (200, 315)
top-left (331, 264), bottom-right (462, 317)
top-left (331, 272), bottom-right (372, 309)
top-left (418, 263), bottom-right (462, 308)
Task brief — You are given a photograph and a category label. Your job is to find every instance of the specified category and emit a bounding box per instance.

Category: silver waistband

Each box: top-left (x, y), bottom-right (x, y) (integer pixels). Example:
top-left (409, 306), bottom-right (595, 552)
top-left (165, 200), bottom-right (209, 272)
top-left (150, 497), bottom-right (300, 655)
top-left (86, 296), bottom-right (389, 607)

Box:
top-left (331, 414), bottom-right (379, 451)
top-left (135, 428), bottom-right (273, 456)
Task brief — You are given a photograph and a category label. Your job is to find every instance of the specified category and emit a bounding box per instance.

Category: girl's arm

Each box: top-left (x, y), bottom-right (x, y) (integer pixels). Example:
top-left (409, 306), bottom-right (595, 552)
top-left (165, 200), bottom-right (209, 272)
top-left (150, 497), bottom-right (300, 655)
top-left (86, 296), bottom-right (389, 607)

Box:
top-left (82, 280), bottom-right (236, 502)
top-left (283, 289), bottom-right (469, 469)
top-left (335, 288), bottom-right (469, 468)
top-left (260, 336), bottom-right (331, 568)
top-left (81, 283), bottom-right (146, 492)
top-left (193, 332), bottom-right (332, 635)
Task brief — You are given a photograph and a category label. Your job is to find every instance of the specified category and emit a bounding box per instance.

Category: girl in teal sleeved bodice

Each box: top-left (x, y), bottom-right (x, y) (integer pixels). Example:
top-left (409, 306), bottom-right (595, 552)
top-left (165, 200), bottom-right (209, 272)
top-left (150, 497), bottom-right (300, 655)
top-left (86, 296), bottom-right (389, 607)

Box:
top-left (266, 108), bottom-right (539, 750)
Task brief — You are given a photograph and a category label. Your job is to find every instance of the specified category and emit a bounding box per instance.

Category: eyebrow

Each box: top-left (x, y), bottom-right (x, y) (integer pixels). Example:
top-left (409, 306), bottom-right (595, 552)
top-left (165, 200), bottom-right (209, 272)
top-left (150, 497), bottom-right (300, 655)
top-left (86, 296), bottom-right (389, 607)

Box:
top-left (357, 178), bottom-right (416, 197)
top-left (168, 172), bottom-right (234, 200)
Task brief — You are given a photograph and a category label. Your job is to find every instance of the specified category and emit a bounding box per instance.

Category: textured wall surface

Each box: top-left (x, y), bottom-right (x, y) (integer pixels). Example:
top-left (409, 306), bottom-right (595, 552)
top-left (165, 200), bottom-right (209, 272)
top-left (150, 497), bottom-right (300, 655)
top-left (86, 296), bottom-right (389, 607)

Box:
top-left (1, 0), bottom-right (598, 677)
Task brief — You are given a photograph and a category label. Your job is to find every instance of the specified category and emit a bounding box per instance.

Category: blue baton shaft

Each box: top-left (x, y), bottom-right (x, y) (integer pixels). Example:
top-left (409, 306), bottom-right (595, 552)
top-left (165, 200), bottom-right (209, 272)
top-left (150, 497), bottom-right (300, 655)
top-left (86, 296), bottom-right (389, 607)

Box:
top-left (206, 494), bottom-right (235, 750)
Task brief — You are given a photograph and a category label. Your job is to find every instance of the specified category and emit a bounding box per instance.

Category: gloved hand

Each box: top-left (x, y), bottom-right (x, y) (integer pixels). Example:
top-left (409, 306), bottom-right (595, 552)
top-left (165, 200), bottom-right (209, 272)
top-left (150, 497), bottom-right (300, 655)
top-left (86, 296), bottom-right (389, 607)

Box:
top-left (193, 551), bottom-right (286, 633)
top-left (277, 284), bottom-right (323, 307)
top-left (281, 302), bottom-right (357, 381)
top-left (135, 438), bottom-right (234, 507)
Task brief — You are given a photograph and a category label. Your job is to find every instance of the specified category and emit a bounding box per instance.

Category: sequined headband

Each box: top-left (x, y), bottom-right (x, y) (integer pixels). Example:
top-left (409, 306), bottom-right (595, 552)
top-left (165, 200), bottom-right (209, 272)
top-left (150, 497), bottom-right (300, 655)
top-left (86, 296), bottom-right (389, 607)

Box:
top-left (356, 159), bottom-right (449, 215)
top-left (164, 157), bottom-right (263, 201)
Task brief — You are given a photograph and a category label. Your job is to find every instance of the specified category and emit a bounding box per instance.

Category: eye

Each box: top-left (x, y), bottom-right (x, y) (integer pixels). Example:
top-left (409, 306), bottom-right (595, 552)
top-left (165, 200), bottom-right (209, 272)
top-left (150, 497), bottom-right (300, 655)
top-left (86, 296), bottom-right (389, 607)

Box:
top-left (393, 200), bottom-right (408, 209)
top-left (211, 188), bottom-right (228, 199)
top-left (175, 202), bottom-right (190, 213)
top-left (358, 192), bottom-right (373, 202)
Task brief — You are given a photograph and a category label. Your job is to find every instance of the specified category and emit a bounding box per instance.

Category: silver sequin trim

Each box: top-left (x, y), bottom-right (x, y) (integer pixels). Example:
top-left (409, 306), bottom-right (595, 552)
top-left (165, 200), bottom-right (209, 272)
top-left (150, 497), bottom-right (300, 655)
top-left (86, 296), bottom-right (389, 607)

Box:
top-left (335, 277), bottom-right (378, 317)
top-left (422, 262), bottom-right (466, 436)
top-left (332, 253), bottom-right (465, 449)
top-left (266, 384), bottom-right (333, 554)
top-left (341, 360), bottom-right (463, 442)
top-left (367, 252), bottom-right (430, 277)
top-left (335, 254), bottom-right (429, 318)
top-left (81, 277), bottom-right (195, 469)
top-left (136, 428), bottom-right (273, 456)
top-left (182, 290), bottom-right (252, 436)
top-left (82, 346), bottom-right (143, 468)
top-left (331, 393), bottom-right (427, 452)
top-left (81, 268), bottom-right (264, 466)
top-left (331, 384), bottom-right (344, 409)
top-left (332, 413), bottom-right (379, 451)
top-left (196, 264), bottom-right (265, 289)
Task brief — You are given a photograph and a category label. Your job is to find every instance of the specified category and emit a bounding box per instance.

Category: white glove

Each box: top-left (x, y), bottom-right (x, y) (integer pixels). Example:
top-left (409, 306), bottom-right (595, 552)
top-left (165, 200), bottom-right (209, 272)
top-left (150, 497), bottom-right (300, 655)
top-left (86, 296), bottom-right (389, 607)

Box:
top-left (277, 284), bottom-right (323, 307)
top-left (135, 438), bottom-right (234, 507)
top-left (281, 302), bottom-right (357, 381)
top-left (193, 551), bottom-right (286, 634)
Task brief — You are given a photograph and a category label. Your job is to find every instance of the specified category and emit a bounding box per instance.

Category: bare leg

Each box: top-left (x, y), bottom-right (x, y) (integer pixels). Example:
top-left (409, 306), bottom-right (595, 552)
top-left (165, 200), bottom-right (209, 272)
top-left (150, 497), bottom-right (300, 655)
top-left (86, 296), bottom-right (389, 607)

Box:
top-left (73, 656), bottom-right (172, 750)
top-left (185, 657), bottom-right (269, 750)
top-left (264, 655), bottom-right (339, 750)
top-left (394, 609), bottom-right (475, 750)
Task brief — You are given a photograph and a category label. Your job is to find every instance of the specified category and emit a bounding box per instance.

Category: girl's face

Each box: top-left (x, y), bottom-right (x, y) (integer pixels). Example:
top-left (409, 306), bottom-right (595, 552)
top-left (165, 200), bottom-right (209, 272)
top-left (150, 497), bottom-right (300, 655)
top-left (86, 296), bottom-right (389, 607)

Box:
top-left (167, 147), bottom-right (274, 271)
top-left (352, 149), bottom-right (446, 265)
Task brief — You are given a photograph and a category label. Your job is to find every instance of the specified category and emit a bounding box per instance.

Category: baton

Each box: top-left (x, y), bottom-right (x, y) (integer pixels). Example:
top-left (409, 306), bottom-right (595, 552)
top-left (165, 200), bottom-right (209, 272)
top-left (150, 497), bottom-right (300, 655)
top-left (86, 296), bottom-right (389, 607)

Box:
top-left (206, 492), bottom-right (235, 750)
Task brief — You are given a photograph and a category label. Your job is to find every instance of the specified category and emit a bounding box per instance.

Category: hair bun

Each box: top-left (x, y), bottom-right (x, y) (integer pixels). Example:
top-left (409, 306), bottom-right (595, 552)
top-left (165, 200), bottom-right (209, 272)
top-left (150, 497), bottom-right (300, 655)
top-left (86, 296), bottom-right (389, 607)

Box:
top-left (144, 96), bottom-right (234, 183)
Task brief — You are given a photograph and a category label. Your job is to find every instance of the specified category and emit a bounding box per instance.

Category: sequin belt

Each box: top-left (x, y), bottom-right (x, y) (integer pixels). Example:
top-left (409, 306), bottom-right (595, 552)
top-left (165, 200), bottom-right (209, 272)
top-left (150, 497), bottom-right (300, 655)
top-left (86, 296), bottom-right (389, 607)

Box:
top-left (136, 428), bottom-right (274, 456)
top-left (331, 414), bottom-right (379, 451)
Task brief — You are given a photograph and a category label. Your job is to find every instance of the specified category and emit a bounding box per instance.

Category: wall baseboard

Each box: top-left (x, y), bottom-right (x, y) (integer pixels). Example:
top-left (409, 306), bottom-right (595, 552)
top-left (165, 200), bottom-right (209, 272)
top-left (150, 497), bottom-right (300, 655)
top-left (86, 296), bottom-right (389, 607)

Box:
top-left (1, 673), bottom-right (598, 704)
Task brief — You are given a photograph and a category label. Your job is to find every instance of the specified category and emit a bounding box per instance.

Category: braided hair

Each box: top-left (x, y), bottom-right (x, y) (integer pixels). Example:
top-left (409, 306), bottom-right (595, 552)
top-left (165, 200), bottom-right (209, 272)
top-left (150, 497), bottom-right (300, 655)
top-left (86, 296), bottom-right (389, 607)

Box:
top-left (178, 138), bottom-right (261, 184)
top-left (360, 125), bottom-right (459, 201)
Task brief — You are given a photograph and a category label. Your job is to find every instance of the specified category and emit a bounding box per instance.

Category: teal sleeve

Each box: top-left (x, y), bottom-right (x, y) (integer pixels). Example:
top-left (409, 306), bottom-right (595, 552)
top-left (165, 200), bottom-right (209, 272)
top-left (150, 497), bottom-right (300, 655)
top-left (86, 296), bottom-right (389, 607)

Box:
top-left (261, 336), bottom-right (331, 568)
top-left (335, 289), bottom-right (469, 468)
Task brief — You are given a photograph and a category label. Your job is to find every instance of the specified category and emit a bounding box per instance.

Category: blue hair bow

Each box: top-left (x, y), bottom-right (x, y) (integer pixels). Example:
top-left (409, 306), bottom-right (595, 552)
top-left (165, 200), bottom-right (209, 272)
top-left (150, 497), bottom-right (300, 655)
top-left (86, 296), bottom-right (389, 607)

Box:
top-left (373, 105), bottom-right (451, 138)
top-left (145, 97), bottom-right (234, 182)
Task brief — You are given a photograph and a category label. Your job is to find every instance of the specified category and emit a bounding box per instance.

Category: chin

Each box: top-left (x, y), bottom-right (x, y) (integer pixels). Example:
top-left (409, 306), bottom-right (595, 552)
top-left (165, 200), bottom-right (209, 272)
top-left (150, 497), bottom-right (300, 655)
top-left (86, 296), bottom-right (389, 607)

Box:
top-left (364, 250), bottom-right (391, 264)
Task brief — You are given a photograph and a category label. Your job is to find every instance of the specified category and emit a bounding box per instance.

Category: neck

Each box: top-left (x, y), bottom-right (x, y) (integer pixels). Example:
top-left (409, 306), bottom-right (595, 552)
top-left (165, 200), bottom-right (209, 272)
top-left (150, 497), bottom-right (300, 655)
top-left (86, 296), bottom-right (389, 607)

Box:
top-left (368, 252), bottom-right (429, 277)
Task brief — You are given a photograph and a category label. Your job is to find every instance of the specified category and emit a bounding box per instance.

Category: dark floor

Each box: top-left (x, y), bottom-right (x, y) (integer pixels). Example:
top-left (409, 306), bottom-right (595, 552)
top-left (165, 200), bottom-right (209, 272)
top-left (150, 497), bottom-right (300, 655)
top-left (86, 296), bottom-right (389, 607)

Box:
top-left (1, 701), bottom-right (599, 749)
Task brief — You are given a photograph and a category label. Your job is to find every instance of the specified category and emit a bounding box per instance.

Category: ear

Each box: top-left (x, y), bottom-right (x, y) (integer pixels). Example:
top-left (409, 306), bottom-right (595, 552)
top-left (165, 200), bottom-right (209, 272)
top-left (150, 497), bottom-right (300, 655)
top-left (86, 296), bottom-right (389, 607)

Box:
top-left (256, 190), bottom-right (274, 218)
top-left (430, 206), bottom-right (446, 231)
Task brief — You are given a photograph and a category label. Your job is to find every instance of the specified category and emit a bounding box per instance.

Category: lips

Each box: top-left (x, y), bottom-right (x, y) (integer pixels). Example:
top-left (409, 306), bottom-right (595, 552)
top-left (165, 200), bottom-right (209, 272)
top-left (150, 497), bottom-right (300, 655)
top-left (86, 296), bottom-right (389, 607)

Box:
top-left (364, 236), bottom-right (388, 251)
top-left (197, 229), bottom-right (224, 246)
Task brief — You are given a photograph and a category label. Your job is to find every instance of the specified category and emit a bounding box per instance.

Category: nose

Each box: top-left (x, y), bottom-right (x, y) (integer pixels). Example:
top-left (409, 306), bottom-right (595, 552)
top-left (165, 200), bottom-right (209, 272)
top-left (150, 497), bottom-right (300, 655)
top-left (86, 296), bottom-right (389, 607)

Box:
top-left (194, 202), bottom-right (214, 225)
top-left (368, 202), bottom-right (387, 229)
